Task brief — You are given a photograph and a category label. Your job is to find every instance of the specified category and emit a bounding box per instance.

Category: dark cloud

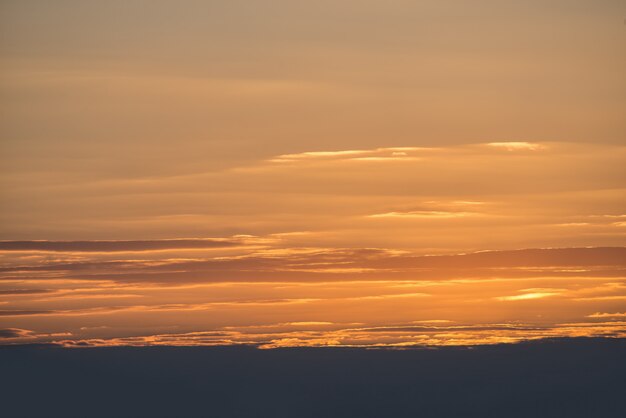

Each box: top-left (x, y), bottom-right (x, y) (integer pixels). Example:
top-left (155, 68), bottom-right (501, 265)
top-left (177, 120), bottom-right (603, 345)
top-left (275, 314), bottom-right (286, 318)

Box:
top-left (0, 289), bottom-right (52, 295)
top-left (0, 310), bottom-right (53, 316)
top-left (0, 239), bottom-right (239, 252)
top-left (0, 328), bottom-right (31, 338)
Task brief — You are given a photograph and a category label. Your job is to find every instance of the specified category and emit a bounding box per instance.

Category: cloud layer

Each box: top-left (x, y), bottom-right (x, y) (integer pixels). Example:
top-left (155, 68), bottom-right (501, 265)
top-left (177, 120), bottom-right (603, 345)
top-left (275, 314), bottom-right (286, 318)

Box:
top-left (1, 244), bottom-right (624, 347)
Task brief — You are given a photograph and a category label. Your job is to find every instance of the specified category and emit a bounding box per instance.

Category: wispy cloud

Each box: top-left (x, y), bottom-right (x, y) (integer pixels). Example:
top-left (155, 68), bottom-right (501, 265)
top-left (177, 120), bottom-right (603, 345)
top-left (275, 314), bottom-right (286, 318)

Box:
top-left (587, 312), bottom-right (626, 318)
top-left (269, 150), bottom-right (371, 162)
top-left (485, 142), bottom-right (546, 151)
top-left (496, 288), bottom-right (564, 301)
top-left (267, 142), bottom-right (547, 166)
top-left (268, 146), bottom-right (431, 164)
top-left (368, 210), bottom-right (475, 219)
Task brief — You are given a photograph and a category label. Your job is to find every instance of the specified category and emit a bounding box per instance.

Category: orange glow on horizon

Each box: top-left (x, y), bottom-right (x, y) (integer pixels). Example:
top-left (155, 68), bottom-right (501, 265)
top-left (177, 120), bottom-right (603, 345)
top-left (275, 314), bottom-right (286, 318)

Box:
top-left (1, 245), bottom-right (625, 348)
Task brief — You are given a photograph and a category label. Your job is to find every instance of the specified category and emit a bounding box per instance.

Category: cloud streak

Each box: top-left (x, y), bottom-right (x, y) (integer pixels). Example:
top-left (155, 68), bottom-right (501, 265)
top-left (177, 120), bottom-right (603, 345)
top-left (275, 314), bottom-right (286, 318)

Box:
top-left (368, 210), bottom-right (476, 219)
top-left (268, 146), bottom-right (431, 164)
top-left (1, 247), bottom-right (624, 285)
top-left (485, 142), bottom-right (545, 151)
top-left (0, 239), bottom-right (239, 253)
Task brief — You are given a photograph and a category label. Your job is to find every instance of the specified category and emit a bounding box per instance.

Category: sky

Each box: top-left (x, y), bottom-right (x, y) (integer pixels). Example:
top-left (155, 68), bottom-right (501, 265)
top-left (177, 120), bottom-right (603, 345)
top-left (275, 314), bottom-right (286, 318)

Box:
top-left (0, 0), bottom-right (625, 347)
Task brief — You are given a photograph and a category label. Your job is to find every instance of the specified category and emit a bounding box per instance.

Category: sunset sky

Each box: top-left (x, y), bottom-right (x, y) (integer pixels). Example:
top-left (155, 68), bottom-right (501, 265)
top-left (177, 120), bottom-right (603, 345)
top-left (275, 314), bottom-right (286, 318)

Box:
top-left (1, 0), bottom-right (625, 348)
